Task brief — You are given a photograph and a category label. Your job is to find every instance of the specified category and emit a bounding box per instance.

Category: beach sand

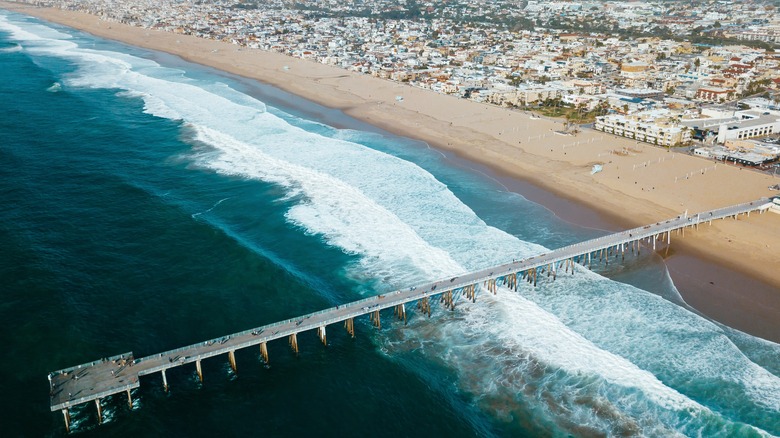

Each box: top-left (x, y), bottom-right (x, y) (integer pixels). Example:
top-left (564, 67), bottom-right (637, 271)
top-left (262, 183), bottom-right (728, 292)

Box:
top-left (3, 3), bottom-right (778, 341)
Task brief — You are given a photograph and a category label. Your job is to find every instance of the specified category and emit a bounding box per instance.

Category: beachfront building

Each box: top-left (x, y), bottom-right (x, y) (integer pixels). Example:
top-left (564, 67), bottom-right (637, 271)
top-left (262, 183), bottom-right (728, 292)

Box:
top-left (513, 83), bottom-right (575, 107)
top-left (594, 111), bottom-right (691, 147)
top-left (683, 110), bottom-right (780, 144)
top-left (694, 138), bottom-right (780, 167)
top-left (715, 112), bottom-right (780, 143)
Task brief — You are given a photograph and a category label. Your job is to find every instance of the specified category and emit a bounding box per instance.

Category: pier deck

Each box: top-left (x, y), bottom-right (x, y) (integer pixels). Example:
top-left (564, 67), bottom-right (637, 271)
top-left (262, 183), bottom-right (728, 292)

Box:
top-left (49, 198), bottom-right (772, 427)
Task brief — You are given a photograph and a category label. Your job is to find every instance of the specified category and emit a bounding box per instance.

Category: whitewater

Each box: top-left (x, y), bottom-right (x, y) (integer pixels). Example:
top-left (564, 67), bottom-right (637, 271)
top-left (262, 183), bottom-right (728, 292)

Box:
top-left (1, 12), bottom-right (778, 436)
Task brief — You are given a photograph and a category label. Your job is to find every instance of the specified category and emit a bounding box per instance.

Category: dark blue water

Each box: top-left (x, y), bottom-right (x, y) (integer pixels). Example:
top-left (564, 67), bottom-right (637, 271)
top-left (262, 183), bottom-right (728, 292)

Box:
top-left (1, 11), bottom-right (778, 437)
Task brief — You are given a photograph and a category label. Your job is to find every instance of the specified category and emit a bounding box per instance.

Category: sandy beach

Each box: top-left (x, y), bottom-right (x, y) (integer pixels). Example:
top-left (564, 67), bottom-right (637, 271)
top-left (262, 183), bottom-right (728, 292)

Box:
top-left (3, 3), bottom-right (778, 340)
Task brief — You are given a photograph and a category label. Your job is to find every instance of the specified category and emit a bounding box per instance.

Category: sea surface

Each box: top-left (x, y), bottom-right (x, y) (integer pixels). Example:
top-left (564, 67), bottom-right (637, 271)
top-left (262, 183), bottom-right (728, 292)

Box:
top-left (0, 11), bottom-right (778, 437)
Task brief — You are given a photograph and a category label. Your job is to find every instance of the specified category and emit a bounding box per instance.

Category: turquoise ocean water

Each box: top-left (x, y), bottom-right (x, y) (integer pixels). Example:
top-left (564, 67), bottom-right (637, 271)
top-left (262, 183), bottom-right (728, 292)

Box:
top-left (0, 11), bottom-right (778, 437)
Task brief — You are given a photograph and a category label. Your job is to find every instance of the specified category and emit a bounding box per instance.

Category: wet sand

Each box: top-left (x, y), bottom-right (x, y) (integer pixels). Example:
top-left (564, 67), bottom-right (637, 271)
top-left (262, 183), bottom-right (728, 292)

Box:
top-left (2, 2), bottom-right (778, 342)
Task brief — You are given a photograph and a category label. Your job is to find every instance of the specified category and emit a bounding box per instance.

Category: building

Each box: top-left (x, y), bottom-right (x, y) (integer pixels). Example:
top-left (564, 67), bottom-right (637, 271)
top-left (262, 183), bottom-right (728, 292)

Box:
top-left (620, 62), bottom-right (649, 78)
top-left (513, 83), bottom-right (575, 106)
top-left (682, 110), bottom-right (780, 143)
top-left (614, 88), bottom-right (665, 100)
top-left (715, 111), bottom-right (780, 143)
top-left (594, 111), bottom-right (691, 146)
top-left (696, 86), bottom-right (736, 102)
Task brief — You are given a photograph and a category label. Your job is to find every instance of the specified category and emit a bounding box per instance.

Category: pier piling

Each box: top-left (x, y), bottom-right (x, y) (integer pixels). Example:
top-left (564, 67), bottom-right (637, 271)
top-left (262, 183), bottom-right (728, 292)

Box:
top-left (62, 409), bottom-right (70, 433)
top-left (394, 304), bottom-right (407, 324)
top-left (95, 399), bottom-right (102, 425)
top-left (289, 333), bottom-right (299, 354)
top-left (317, 326), bottom-right (327, 346)
top-left (228, 350), bottom-right (237, 374)
top-left (344, 318), bottom-right (355, 337)
top-left (196, 359), bottom-right (203, 382)
top-left (418, 297), bottom-right (431, 317)
top-left (260, 342), bottom-right (269, 363)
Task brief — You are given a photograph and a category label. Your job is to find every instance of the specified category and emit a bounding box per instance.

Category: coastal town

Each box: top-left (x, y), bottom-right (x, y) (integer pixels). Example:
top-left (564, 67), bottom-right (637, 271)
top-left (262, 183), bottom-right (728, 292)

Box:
top-left (18, 0), bottom-right (780, 167)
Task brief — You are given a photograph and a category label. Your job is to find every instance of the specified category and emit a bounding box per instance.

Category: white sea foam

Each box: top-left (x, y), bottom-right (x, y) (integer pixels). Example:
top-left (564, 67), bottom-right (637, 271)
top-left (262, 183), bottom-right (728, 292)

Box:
top-left (0, 42), bottom-right (21, 53)
top-left (190, 125), bottom-right (462, 284)
top-left (4, 13), bottom-right (778, 435)
top-left (471, 287), bottom-right (700, 411)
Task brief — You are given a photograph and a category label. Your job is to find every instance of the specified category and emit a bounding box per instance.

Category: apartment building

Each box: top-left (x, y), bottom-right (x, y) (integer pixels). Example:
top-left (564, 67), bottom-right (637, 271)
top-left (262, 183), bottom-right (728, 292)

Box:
top-left (594, 112), bottom-right (691, 146)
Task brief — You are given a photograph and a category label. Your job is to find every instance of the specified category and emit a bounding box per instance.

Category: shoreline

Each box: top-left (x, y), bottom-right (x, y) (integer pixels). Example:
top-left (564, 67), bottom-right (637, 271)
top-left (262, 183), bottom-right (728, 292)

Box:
top-left (3, 3), bottom-right (778, 342)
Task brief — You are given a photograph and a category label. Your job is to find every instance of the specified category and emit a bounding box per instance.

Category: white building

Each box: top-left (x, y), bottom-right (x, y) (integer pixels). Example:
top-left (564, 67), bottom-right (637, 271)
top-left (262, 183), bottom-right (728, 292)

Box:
top-left (682, 110), bottom-right (780, 144)
top-left (715, 111), bottom-right (780, 143)
top-left (595, 111), bottom-right (691, 146)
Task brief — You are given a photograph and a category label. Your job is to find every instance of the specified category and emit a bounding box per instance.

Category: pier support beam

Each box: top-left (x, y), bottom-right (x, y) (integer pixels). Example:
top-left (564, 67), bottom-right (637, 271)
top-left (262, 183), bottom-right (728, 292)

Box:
top-left (161, 369), bottom-right (168, 392)
top-left (289, 333), bottom-right (299, 354)
top-left (371, 310), bottom-right (382, 328)
top-left (317, 326), bottom-right (327, 346)
top-left (127, 389), bottom-right (133, 410)
top-left (418, 297), bottom-right (431, 317)
top-left (470, 284), bottom-right (477, 302)
top-left (344, 318), bottom-right (355, 337)
top-left (260, 342), bottom-right (269, 363)
top-left (95, 398), bottom-right (102, 425)
top-left (394, 304), bottom-right (407, 324)
top-left (228, 350), bottom-right (237, 374)
top-left (195, 359), bottom-right (203, 382)
top-left (62, 408), bottom-right (71, 433)
top-left (441, 290), bottom-right (454, 310)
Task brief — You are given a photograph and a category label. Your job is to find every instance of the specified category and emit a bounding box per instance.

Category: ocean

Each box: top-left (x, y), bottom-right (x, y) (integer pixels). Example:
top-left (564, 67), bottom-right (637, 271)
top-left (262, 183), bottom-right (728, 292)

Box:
top-left (0, 10), bottom-right (778, 437)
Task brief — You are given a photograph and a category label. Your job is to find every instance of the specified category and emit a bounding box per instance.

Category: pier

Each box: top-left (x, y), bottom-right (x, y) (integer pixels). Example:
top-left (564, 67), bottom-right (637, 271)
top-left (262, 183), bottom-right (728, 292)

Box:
top-left (48, 198), bottom-right (773, 431)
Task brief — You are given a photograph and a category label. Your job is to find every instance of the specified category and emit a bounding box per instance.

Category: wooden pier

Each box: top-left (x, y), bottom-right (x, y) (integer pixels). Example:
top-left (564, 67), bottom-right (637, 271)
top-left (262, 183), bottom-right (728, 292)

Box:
top-left (48, 198), bottom-right (772, 431)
